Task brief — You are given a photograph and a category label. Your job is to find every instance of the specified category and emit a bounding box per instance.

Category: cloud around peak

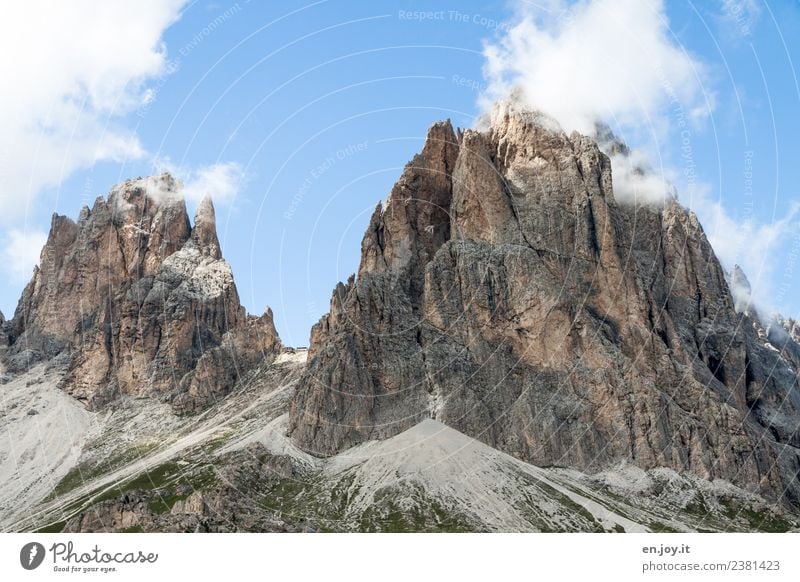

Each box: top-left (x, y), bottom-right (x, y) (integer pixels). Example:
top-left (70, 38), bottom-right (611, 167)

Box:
top-left (1, 229), bottom-right (48, 284)
top-left (0, 0), bottom-right (186, 222)
top-left (183, 162), bottom-right (245, 207)
top-left (481, 0), bottom-right (712, 136)
top-left (480, 0), bottom-right (797, 318)
top-left (150, 160), bottom-right (246, 207)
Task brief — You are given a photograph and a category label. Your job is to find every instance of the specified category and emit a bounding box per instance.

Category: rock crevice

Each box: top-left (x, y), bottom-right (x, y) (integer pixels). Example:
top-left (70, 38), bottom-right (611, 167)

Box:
top-left (289, 107), bottom-right (800, 507)
top-left (2, 174), bottom-right (281, 410)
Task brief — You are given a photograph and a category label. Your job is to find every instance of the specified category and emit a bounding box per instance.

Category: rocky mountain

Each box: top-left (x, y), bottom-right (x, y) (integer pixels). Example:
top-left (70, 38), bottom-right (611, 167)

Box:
top-left (289, 103), bottom-right (800, 509)
top-left (6, 353), bottom-right (797, 534)
top-left (1, 174), bottom-right (281, 411)
top-left (783, 319), bottom-right (800, 343)
top-left (728, 264), bottom-right (755, 316)
top-left (724, 266), bottom-right (800, 391)
top-left (2, 107), bottom-right (800, 533)
top-left (0, 310), bottom-right (6, 371)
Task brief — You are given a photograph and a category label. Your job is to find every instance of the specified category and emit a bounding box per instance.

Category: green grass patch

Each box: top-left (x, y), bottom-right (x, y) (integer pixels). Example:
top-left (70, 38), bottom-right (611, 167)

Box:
top-left (648, 521), bottom-right (680, 533)
top-left (46, 441), bottom-right (162, 500)
top-left (34, 520), bottom-right (66, 533)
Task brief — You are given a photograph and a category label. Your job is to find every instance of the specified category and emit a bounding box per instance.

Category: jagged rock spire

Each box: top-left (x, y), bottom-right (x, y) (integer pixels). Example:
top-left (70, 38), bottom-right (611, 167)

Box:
top-left (3, 175), bottom-right (279, 409)
top-left (359, 120), bottom-right (458, 280)
top-left (289, 109), bottom-right (800, 508)
top-left (727, 264), bottom-right (756, 317)
top-left (192, 195), bottom-right (222, 259)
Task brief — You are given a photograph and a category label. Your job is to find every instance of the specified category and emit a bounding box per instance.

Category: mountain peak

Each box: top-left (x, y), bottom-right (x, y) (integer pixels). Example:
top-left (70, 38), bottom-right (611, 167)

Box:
top-left (2, 176), bottom-right (278, 409)
top-left (108, 173), bottom-right (183, 213)
top-left (192, 194), bottom-right (221, 259)
top-left (289, 112), bottom-right (800, 509)
top-left (728, 264), bottom-right (754, 315)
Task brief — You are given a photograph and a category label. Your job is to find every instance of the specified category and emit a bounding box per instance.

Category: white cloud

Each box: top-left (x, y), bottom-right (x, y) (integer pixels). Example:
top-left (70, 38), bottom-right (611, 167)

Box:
top-left (608, 150), bottom-right (676, 206)
top-left (691, 191), bottom-right (800, 317)
top-left (720, 0), bottom-right (761, 38)
top-left (182, 162), bottom-right (245, 206)
top-left (151, 158), bottom-right (245, 206)
top-left (0, 0), bottom-right (186, 221)
top-left (2, 230), bottom-right (48, 283)
top-left (479, 0), bottom-right (707, 212)
top-left (729, 275), bottom-right (753, 314)
top-left (481, 0), bottom-right (712, 135)
top-left (481, 0), bottom-right (796, 318)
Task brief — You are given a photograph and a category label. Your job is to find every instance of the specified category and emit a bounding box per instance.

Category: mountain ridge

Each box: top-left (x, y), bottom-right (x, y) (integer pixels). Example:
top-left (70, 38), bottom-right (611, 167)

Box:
top-left (2, 106), bottom-right (800, 532)
top-left (289, 104), bottom-right (800, 509)
top-left (1, 173), bottom-right (281, 412)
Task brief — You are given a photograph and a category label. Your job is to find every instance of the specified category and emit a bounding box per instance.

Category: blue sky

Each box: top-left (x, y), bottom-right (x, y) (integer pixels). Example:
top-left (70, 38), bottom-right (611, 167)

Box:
top-left (1, 0), bottom-right (799, 346)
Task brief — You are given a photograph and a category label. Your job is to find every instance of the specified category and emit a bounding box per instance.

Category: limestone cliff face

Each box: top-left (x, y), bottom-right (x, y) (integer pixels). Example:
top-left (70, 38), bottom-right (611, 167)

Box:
top-left (3, 174), bottom-right (281, 409)
top-left (172, 308), bottom-right (282, 414)
top-left (289, 106), bottom-right (800, 505)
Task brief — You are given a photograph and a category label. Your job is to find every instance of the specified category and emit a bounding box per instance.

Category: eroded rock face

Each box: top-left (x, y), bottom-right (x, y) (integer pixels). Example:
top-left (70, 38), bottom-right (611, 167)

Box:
top-left (289, 106), bottom-right (800, 505)
top-left (62, 445), bottom-right (312, 533)
top-left (172, 308), bottom-right (282, 414)
top-left (4, 174), bottom-right (281, 409)
top-left (0, 310), bottom-right (7, 348)
top-left (785, 319), bottom-right (800, 344)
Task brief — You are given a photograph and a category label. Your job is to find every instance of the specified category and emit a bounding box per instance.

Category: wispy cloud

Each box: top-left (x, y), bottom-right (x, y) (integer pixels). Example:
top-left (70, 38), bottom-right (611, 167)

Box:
top-left (692, 190), bottom-right (800, 316)
top-left (719, 0), bottom-right (761, 38)
top-left (480, 0), bottom-right (796, 317)
top-left (0, 0), bottom-right (186, 221)
top-left (183, 162), bottom-right (245, 206)
top-left (607, 149), bottom-right (677, 207)
top-left (1, 230), bottom-right (48, 284)
top-left (152, 159), bottom-right (246, 206)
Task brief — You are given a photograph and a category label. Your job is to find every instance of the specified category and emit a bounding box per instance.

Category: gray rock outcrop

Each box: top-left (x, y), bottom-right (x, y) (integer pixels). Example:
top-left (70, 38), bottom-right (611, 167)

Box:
top-left (62, 445), bottom-right (312, 533)
top-left (0, 310), bottom-right (6, 348)
top-left (289, 105), bottom-right (800, 506)
top-left (3, 174), bottom-right (281, 409)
